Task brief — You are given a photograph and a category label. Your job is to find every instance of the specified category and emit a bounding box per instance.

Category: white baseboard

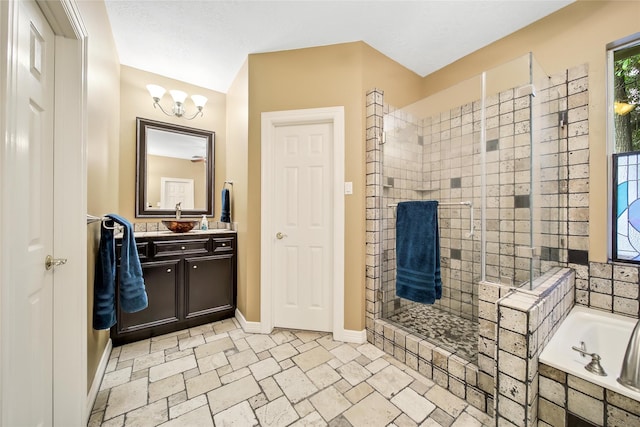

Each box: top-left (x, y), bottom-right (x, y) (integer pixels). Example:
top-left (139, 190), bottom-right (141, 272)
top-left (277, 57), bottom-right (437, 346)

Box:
top-left (336, 329), bottom-right (367, 344)
top-left (235, 308), bottom-right (262, 334)
top-left (85, 339), bottom-right (112, 422)
top-left (234, 309), bottom-right (365, 344)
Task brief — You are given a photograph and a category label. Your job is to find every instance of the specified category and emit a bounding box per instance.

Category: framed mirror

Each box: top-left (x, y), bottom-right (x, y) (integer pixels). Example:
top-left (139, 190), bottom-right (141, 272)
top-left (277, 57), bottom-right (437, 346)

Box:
top-left (136, 117), bottom-right (215, 218)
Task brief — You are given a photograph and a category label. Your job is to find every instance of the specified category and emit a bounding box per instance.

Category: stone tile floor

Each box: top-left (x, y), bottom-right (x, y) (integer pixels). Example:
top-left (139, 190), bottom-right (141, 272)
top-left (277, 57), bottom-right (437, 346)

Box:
top-left (88, 318), bottom-right (494, 426)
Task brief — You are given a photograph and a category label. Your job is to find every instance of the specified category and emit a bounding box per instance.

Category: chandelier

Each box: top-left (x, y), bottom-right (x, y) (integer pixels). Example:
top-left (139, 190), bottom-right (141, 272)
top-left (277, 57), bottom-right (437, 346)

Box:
top-left (146, 84), bottom-right (207, 120)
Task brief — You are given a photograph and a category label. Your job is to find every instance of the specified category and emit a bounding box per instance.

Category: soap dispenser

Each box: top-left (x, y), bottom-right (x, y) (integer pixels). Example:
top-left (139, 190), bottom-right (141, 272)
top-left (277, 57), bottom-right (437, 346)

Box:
top-left (200, 215), bottom-right (208, 231)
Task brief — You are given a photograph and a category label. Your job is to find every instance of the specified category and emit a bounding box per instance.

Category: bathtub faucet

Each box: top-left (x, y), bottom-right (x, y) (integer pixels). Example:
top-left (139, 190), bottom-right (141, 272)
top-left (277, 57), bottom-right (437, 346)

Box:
top-left (618, 318), bottom-right (640, 392)
top-left (571, 345), bottom-right (607, 376)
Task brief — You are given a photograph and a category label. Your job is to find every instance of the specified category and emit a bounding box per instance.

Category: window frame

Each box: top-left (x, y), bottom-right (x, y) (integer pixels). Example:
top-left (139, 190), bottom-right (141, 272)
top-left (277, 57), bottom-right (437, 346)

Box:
top-left (608, 33), bottom-right (640, 262)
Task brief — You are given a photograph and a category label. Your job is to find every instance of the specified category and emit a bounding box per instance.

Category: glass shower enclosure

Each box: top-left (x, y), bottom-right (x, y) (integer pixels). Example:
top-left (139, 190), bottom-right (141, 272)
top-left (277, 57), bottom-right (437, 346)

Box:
top-left (379, 53), bottom-right (566, 361)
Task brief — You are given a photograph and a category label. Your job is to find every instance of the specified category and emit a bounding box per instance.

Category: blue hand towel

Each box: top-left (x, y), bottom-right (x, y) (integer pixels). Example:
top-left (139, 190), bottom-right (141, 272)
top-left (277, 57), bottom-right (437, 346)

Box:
top-left (395, 201), bottom-right (441, 304)
top-left (93, 214), bottom-right (148, 330)
top-left (93, 219), bottom-right (117, 330)
top-left (221, 188), bottom-right (231, 223)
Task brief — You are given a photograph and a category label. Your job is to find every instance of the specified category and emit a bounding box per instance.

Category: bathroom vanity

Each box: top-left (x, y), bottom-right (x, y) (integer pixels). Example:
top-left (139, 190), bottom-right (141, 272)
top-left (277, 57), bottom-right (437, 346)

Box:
top-left (111, 229), bottom-right (236, 345)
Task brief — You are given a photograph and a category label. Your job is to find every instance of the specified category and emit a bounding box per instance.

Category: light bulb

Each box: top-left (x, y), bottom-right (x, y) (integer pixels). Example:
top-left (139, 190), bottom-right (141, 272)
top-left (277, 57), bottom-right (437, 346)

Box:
top-left (191, 95), bottom-right (208, 109)
top-left (146, 84), bottom-right (166, 100)
top-left (169, 90), bottom-right (188, 104)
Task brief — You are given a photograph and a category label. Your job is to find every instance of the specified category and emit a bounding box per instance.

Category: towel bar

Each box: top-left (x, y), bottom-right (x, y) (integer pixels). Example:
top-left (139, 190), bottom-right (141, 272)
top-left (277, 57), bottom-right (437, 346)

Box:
top-left (86, 214), bottom-right (119, 230)
top-left (387, 201), bottom-right (474, 237)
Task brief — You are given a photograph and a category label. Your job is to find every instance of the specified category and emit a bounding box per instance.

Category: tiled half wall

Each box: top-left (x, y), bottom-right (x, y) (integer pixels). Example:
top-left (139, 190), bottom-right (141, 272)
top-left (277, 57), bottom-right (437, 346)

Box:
top-left (493, 268), bottom-right (575, 426)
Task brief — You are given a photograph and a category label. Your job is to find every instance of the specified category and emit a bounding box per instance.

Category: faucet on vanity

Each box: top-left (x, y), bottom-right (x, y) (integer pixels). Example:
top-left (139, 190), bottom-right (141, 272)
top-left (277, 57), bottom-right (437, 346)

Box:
top-left (618, 318), bottom-right (640, 392)
top-left (175, 202), bottom-right (182, 220)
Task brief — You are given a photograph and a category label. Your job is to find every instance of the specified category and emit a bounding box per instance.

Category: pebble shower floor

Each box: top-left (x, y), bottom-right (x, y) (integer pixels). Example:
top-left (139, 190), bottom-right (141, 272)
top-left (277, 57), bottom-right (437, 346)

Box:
top-left (386, 304), bottom-right (478, 362)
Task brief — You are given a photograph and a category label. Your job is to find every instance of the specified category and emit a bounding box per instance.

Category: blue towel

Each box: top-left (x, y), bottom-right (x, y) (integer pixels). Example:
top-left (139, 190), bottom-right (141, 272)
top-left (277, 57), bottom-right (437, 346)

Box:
top-left (93, 214), bottom-right (148, 330)
top-left (395, 201), bottom-right (441, 304)
top-left (221, 188), bottom-right (231, 223)
top-left (93, 218), bottom-right (117, 330)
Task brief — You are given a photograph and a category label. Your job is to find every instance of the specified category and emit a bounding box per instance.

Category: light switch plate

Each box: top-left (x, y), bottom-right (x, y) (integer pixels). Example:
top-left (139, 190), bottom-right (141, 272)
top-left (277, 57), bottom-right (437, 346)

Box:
top-left (344, 182), bottom-right (353, 195)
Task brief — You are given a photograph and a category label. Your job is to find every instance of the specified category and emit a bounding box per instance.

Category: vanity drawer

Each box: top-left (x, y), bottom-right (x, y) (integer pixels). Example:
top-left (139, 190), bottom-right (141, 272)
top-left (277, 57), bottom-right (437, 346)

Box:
top-left (116, 242), bottom-right (149, 261)
top-left (153, 239), bottom-right (210, 257)
top-left (213, 237), bottom-right (234, 253)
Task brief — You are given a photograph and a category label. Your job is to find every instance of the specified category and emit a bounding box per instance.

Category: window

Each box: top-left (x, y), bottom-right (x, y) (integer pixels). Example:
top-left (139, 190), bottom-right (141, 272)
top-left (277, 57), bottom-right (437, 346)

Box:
top-left (611, 34), bottom-right (640, 263)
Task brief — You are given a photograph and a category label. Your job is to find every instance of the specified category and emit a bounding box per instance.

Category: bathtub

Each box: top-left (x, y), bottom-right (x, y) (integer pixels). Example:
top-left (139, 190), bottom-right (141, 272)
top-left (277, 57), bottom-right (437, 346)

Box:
top-left (539, 305), bottom-right (640, 401)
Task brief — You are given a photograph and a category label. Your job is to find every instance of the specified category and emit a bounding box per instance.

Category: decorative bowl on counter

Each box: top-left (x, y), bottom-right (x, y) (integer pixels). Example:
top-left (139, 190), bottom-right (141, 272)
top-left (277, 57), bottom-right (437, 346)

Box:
top-left (162, 220), bottom-right (199, 233)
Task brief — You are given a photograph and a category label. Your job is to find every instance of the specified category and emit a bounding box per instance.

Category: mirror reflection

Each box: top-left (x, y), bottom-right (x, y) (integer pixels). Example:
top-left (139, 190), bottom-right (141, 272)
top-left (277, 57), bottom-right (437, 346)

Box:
top-left (136, 118), bottom-right (215, 217)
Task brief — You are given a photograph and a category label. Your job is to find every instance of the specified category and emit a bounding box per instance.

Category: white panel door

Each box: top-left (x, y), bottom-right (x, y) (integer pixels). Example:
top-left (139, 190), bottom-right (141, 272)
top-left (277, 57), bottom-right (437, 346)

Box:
top-left (5, 1), bottom-right (55, 425)
top-left (273, 122), bottom-right (333, 331)
top-left (161, 177), bottom-right (195, 209)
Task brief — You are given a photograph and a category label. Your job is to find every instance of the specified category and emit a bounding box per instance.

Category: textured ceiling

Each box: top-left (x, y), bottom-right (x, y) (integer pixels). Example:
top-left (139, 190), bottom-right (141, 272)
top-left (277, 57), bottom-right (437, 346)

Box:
top-left (104, 0), bottom-right (574, 93)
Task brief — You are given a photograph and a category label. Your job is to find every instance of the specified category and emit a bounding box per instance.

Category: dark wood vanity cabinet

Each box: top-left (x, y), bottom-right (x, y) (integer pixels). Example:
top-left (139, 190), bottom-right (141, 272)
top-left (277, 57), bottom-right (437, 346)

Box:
top-left (111, 232), bottom-right (237, 345)
top-left (119, 259), bottom-right (180, 332)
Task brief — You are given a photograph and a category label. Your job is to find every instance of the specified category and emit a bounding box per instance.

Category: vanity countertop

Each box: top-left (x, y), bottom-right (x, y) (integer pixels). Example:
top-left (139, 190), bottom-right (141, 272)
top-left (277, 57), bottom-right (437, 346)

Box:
top-left (116, 228), bottom-right (237, 239)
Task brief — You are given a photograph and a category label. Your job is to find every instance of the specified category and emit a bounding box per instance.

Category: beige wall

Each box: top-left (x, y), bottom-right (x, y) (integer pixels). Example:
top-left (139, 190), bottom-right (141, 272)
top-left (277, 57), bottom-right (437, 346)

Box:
top-left (77, 0), bottom-right (121, 391)
top-left (226, 60), bottom-right (249, 315)
top-left (81, 0), bottom-right (639, 388)
top-left (119, 66), bottom-right (227, 221)
top-left (361, 43), bottom-right (425, 108)
top-left (419, 0), bottom-right (640, 262)
top-left (235, 42), bottom-right (421, 329)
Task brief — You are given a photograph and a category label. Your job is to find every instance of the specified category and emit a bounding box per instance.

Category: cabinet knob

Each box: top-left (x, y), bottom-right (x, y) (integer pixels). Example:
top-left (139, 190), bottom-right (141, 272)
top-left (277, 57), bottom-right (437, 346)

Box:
top-left (221, 243), bottom-right (227, 247)
top-left (166, 268), bottom-right (172, 273)
top-left (193, 265), bottom-right (198, 269)
top-left (181, 246), bottom-right (186, 250)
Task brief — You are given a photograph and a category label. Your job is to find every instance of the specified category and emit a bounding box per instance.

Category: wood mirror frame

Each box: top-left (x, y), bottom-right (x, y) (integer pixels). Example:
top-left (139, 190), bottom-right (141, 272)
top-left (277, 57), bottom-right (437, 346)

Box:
top-left (136, 117), bottom-right (215, 218)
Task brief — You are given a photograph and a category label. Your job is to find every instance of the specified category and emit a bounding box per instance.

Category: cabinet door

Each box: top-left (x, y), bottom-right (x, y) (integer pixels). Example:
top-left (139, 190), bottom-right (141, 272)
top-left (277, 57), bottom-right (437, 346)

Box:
top-left (117, 259), bottom-right (180, 332)
top-left (185, 255), bottom-right (234, 318)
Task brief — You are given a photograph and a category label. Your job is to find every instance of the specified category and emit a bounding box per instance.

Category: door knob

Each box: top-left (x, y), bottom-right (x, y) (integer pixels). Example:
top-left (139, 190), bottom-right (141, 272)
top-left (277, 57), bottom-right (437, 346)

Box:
top-left (276, 232), bottom-right (287, 240)
top-left (45, 255), bottom-right (67, 271)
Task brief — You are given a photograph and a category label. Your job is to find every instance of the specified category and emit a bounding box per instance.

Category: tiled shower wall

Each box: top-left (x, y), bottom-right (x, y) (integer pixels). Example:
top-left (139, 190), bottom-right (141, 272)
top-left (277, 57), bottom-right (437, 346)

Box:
top-left (379, 68), bottom-right (573, 322)
top-left (381, 105), bottom-right (481, 321)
